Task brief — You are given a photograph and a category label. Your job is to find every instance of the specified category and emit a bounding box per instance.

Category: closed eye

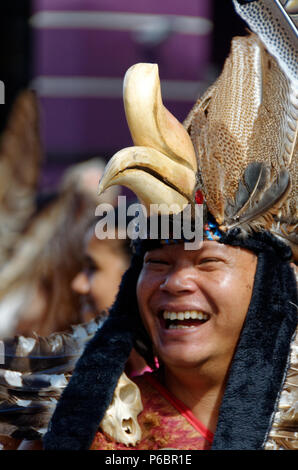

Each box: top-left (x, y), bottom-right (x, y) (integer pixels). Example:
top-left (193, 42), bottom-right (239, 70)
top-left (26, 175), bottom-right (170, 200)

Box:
top-left (144, 252), bottom-right (170, 266)
top-left (197, 257), bottom-right (225, 271)
top-left (200, 258), bottom-right (221, 264)
top-left (145, 258), bottom-right (169, 265)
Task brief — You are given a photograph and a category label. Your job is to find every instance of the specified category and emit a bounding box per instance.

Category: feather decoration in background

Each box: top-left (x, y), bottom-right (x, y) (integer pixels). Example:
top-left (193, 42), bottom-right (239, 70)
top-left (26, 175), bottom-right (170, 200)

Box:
top-left (0, 315), bottom-right (105, 440)
top-left (0, 91), bottom-right (43, 266)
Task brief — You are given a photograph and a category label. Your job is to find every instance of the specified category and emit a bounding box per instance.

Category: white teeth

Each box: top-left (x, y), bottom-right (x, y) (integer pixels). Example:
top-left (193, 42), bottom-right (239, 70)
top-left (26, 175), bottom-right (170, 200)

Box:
top-left (163, 310), bottom-right (209, 321)
top-left (169, 324), bottom-right (196, 330)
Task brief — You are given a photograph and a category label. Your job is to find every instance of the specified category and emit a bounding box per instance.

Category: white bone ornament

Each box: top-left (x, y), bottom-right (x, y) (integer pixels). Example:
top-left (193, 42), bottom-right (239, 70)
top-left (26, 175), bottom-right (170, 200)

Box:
top-left (99, 372), bottom-right (143, 446)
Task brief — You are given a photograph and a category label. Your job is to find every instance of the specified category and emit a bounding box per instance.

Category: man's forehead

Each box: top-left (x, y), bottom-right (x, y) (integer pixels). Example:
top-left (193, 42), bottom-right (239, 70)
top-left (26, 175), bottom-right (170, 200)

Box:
top-left (145, 239), bottom-right (227, 256)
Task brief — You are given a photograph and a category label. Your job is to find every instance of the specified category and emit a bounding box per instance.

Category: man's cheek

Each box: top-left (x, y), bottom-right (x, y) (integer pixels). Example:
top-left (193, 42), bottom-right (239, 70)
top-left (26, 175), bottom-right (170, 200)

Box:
top-left (136, 274), bottom-right (149, 302)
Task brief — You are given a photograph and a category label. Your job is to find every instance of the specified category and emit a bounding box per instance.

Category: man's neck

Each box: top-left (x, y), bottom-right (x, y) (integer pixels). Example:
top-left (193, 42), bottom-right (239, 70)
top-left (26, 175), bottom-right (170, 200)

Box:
top-left (161, 361), bottom-right (230, 434)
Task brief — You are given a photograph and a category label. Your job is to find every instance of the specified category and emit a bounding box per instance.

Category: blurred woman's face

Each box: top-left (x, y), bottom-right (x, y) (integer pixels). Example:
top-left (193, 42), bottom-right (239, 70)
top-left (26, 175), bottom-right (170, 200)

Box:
top-left (71, 233), bottom-right (129, 321)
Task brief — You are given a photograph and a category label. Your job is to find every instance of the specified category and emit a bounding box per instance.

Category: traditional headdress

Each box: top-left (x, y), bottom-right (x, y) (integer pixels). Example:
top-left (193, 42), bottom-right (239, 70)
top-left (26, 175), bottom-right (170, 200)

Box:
top-left (43, 0), bottom-right (297, 449)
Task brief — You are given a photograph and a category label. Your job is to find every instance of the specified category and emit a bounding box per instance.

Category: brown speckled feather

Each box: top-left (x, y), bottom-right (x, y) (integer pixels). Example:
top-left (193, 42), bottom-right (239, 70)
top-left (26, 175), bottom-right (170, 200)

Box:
top-left (185, 1), bottom-right (297, 258)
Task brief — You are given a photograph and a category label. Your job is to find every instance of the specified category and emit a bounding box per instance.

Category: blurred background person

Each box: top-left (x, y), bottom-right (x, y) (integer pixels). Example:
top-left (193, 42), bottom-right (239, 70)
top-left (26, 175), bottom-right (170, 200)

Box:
top-left (0, 157), bottom-right (119, 339)
top-left (71, 209), bottom-right (148, 377)
top-left (71, 212), bottom-right (131, 324)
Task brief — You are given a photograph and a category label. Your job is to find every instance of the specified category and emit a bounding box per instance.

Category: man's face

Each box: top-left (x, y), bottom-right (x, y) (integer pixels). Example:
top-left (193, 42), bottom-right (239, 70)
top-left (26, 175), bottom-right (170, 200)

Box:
top-left (71, 234), bottom-right (129, 322)
top-left (137, 241), bottom-right (257, 372)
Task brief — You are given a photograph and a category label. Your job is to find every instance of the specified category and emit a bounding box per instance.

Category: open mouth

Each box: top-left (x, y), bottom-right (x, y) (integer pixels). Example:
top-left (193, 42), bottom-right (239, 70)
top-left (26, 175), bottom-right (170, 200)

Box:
top-left (159, 310), bottom-right (210, 330)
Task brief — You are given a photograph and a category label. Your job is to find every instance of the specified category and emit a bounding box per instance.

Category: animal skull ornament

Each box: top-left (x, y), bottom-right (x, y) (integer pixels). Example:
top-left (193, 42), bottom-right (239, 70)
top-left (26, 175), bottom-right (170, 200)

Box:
top-left (99, 372), bottom-right (143, 446)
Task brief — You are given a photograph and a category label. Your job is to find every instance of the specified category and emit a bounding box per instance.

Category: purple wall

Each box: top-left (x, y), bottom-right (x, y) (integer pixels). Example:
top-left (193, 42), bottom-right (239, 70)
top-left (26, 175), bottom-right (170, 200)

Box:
top-left (32, 0), bottom-right (210, 17)
top-left (31, 1), bottom-right (213, 188)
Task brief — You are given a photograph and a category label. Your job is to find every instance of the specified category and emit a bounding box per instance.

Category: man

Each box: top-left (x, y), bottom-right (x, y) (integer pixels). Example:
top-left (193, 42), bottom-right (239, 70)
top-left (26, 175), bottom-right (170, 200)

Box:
top-left (89, 238), bottom-right (259, 450)
top-left (42, 0), bottom-right (297, 451)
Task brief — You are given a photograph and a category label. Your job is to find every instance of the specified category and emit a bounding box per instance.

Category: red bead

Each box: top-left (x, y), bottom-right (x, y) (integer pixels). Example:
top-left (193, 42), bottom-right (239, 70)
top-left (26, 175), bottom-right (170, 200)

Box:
top-left (195, 190), bottom-right (204, 205)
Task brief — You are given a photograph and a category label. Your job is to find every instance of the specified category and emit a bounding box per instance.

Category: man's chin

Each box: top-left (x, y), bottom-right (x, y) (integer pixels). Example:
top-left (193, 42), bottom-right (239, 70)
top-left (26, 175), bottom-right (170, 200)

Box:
top-left (158, 348), bottom-right (205, 370)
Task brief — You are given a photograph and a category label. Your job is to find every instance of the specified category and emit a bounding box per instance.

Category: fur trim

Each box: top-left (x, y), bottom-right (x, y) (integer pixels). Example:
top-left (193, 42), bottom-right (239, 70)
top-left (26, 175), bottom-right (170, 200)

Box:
top-left (211, 249), bottom-right (297, 449)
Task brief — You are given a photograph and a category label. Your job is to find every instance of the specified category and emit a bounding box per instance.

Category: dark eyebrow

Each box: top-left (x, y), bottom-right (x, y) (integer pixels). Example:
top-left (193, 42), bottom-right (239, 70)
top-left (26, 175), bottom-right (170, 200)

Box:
top-left (197, 242), bottom-right (230, 254)
top-left (144, 247), bottom-right (166, 257)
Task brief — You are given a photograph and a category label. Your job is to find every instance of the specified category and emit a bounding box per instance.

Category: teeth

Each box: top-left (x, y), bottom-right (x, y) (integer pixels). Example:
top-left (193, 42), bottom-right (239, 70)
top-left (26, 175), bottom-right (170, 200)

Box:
top-left (169, 324), bottom-right (196, 329)
top-left (163, 311), bottom-right (209, 321)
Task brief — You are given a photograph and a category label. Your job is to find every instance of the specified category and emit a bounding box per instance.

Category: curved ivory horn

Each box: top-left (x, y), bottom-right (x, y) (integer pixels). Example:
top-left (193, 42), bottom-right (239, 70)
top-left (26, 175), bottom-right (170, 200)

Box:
top-left (99, 168), bottom-right (189, 215)
top-left (98, 146), bottom-right (196, 202)
top-left (123, 63), bottom-right (197, 172)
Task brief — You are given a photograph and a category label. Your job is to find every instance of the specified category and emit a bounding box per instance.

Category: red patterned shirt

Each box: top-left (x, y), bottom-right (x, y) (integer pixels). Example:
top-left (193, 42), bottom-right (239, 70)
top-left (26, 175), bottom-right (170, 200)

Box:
top-left (90, 373), bottom-right (213, 450)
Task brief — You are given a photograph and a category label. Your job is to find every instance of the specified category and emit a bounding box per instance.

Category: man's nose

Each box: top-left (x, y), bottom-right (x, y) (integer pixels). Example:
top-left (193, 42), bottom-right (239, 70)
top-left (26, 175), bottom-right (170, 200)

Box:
top-left (71, 272), bottom-right (90, 294)
top-left (159, 267), bottom-right (198, 295)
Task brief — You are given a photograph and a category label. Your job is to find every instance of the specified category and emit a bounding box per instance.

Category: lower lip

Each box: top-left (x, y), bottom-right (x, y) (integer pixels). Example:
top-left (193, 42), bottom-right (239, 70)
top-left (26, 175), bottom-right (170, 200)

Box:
top-left (159, 318), bottom-right (208, 335)
top-left (168, 324), bottom-right (200, 330)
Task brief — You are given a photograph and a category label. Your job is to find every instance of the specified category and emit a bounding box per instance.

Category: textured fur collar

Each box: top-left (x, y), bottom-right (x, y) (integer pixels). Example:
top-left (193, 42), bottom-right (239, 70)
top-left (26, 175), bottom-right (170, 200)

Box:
top-left (211, 249), bottom-right (297, 449)
top-left (264, 324), bottom-right (298, 449)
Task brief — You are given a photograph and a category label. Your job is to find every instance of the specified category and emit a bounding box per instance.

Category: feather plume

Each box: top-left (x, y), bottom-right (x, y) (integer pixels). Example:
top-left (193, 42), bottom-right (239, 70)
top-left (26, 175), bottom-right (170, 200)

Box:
top-left (185, 1), bottom-right (297, 258)
top-left (0, 315), bottom-right (105, 439)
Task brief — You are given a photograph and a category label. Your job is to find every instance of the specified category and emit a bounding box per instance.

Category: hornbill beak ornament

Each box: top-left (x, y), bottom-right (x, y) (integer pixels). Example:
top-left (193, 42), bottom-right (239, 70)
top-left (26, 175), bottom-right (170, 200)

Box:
top-left (98, 63), bottom-right (197, 214)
